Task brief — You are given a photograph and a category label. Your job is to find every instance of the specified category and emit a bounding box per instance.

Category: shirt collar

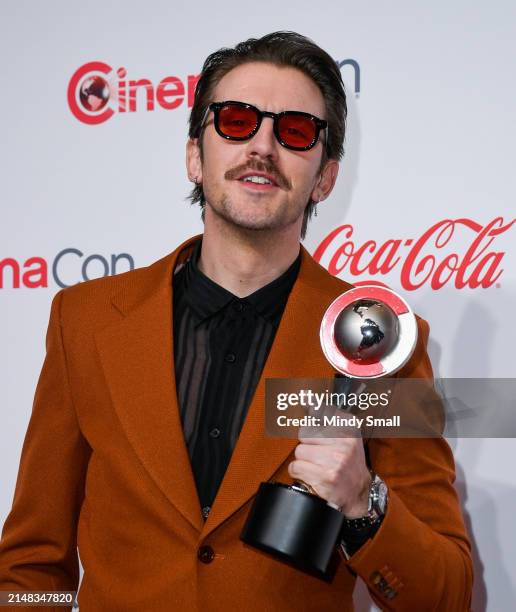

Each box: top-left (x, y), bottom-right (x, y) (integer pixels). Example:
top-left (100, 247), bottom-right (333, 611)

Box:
top-left (182, 239), bottom-right (301, 323)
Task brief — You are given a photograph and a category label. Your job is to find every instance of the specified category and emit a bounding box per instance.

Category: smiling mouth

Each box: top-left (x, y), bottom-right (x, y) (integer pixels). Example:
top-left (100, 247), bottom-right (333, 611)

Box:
top-left (237, 179), bottom-right (278, 191)
top-left (236, 174), bottom-right (280, 192)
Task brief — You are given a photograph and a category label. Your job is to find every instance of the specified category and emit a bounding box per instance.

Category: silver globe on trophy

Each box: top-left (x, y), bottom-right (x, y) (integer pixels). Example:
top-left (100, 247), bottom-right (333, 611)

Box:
top-left (241, 285), bottom-right (418, 575)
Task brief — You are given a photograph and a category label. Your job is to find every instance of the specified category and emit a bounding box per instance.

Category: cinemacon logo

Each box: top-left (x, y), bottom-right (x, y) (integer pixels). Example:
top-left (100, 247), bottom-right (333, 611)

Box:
top-left (1, 218), bottom-right (513, 291)
top-left (0, 249), bottom-right (134, 289)
top-left (67, 61), bottom-right (199, 125)
top-left (67, 59), bottom-right (360, 125)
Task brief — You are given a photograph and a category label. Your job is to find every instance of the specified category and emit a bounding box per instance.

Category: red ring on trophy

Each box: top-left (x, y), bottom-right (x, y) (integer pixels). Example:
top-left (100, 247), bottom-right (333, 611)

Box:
top-left (320, 285), bottom-right (418, 378)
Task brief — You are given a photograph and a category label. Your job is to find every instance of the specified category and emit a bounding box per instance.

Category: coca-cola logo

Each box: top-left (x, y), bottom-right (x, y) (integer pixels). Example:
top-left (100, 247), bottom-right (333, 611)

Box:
top-left (313, 217), bottom-right (515, 290)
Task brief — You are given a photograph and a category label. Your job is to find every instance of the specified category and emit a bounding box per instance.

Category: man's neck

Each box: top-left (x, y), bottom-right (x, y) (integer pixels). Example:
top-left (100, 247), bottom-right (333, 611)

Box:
top-left (198, 209), bottom-right (302, 298)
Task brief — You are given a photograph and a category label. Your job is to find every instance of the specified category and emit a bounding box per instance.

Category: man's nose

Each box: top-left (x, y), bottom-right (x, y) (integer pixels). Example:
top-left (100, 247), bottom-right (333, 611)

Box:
top-left (245, 116), bottom-right (279, 159)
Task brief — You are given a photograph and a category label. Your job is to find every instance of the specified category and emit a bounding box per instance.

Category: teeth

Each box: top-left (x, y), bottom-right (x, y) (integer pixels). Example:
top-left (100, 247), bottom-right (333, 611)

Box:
top-left (242, 175), bottom-right (272, 184)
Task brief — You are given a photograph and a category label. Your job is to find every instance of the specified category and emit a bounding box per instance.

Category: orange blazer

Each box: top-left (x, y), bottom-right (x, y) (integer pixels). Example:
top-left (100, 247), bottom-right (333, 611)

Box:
top-left (0, 234), bottom-right (472, 611)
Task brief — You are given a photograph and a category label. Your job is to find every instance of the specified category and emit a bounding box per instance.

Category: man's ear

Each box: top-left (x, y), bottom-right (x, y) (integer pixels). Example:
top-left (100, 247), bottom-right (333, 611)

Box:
top-left (310, 159), bottom-right (339, 204)
top-left (186, 137), bottom-right (203, 183)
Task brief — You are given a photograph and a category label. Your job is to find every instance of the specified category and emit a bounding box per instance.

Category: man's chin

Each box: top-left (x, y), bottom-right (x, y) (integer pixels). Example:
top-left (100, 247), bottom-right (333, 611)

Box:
top-left (210, 206), bottom-right (290, 233)
top-left (225, 216), bottom-right (281, 233)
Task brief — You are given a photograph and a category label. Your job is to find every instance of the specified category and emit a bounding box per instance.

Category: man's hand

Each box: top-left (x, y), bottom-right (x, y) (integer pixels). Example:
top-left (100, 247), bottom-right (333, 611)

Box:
top-left (288, 436), bottom-right (372, 518)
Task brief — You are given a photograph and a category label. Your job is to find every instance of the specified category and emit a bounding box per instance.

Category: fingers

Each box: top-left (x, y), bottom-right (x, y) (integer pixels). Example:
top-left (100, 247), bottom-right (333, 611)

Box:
top-left (288, 459), bottom-right (341, 503)
top-left (289, 439), bottom-right (369, 511)
top-left (295, 441), bottom-right (347, 468)
top-left (298, 435), bottom-right (361, 450)
top-left (288, 458), bottom-right (327, 484)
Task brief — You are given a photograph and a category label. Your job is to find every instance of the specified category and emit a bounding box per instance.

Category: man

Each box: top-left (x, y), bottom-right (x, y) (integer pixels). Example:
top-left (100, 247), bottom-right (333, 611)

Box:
top-left (0, 32), bottom-right (472, 610)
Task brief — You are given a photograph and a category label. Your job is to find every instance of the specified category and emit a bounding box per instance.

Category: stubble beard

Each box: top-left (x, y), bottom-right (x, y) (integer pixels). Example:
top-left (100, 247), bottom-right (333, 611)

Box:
top-left (207, 190), bottom-right (305, 234)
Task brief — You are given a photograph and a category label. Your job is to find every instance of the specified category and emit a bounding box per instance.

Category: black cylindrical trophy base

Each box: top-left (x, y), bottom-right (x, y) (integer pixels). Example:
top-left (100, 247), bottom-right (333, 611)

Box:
top-left (241, 482), bottom-right (344, 575)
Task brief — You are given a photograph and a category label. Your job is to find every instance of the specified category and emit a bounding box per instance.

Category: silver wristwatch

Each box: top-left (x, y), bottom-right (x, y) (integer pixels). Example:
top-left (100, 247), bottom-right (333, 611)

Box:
top-left (343, 473), bottom-right (388, 529)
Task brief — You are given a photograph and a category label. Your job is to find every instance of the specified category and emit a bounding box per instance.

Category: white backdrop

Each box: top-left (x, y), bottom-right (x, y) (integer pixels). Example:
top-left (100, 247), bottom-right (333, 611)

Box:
top-left (1, 1), bottom-right (515, 609)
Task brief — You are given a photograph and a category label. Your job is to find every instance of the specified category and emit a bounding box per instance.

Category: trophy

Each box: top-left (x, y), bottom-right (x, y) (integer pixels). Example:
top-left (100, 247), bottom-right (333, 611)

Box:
top-left (241, 285), bottom-right (418, 575)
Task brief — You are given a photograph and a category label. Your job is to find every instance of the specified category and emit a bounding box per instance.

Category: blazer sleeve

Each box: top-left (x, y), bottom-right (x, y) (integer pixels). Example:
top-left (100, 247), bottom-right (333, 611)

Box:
top-left (0, 289), bottom-right (91, 606)
top-left (346, 317), bottom-right (473, 611)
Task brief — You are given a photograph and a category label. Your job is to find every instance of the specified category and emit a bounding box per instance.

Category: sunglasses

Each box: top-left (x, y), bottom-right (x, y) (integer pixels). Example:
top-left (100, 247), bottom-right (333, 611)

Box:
top-left (201, 100), bottom-right (328, 152)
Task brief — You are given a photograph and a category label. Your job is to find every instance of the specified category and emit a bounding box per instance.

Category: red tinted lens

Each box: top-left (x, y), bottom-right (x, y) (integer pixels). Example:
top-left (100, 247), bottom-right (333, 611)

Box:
top-left (218, 104), bottom-right (258, 138)
top-left (278, 114), bottom-right (317, 148)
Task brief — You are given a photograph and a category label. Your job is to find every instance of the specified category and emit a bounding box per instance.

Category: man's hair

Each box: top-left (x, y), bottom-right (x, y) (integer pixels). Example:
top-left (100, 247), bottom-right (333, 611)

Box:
top-left (187, 31), bottom-right (347, 239)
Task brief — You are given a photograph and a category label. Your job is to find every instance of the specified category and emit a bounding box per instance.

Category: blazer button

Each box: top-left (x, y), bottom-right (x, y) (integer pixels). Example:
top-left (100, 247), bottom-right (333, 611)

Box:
top-left (198, 545), bottom-right (215, 564)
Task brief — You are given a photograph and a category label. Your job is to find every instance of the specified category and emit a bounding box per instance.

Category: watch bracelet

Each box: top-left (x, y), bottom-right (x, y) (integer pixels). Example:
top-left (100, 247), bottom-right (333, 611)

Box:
top-left (342, 512), bottom-right (382, 530)
top-left (341, 472), bottom-right (388, 529)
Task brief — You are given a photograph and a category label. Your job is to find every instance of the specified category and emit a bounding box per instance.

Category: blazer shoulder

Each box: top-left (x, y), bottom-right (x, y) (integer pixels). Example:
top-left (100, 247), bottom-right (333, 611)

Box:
top-left (54, 250), bottom-right (175, 328)
top-left (302, 247), bottom-right (355, 300)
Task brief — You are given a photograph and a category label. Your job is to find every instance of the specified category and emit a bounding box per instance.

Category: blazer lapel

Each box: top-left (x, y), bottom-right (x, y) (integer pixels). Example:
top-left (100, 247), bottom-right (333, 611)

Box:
top-left (94, 235), bottom-right (204, 533)
top-left (201, 247), bottom-right (350, 539)
top-left (94, 234), bottom-right (351, 539)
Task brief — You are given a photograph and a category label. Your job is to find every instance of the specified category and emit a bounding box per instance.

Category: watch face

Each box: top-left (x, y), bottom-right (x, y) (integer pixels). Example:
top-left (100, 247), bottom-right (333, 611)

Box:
top-left (376, 481), bottom-right (388, 513)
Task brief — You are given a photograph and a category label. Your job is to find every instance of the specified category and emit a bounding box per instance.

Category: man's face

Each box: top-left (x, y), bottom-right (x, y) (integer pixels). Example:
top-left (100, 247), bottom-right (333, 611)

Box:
top-left (188, 62), bottom-right (337, 234)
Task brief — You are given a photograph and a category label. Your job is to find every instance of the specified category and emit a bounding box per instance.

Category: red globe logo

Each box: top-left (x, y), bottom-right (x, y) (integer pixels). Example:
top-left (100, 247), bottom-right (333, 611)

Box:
top-left (79, 75), bottom-right (110, 112)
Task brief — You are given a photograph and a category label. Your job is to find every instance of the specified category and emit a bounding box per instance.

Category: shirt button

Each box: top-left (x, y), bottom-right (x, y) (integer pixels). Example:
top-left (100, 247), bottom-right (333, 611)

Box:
top-left (198, 545), bottom-right (215, 564)
top-left (233, 301), bottom-right (245, 312)
top-left (201, 506), bottom-right (211, 519)
top-left (209, 428), bottom-right (221, 439)
top-left (225, 352), bottom-right (236, 363)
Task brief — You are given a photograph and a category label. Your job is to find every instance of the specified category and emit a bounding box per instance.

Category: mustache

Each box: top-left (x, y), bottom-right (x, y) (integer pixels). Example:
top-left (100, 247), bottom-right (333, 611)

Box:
top-left (225, 161), bottom-right (291, 190)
